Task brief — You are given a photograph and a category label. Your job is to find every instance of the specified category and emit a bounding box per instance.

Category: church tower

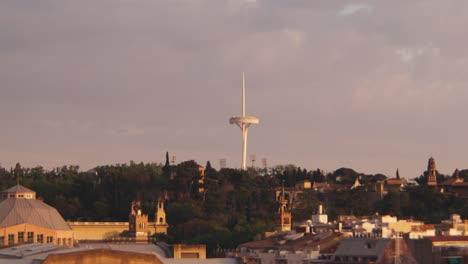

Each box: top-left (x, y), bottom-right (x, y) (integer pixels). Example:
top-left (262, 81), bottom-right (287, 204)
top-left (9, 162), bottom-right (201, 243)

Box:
top-left (427, 157), bottom-right (437, 187)
top-left (275, 184), bottom-right (291, 232)
top-left (154, 198), bottom-right (168, 235)
top-left (128, 201), bottom-right (149, 241)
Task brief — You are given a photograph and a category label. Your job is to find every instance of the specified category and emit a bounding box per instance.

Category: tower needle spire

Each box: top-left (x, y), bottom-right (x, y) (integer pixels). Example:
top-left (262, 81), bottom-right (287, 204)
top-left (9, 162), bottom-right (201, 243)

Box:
top-left (229, 73), bottom-right (260, 170)
top-left (242, 72), bottom-right (245, 117)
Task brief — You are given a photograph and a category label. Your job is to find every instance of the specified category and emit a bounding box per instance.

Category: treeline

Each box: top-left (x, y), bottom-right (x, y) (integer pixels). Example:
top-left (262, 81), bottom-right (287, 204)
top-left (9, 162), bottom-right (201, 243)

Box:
top-left (1, 159), bottom-right (468, 254)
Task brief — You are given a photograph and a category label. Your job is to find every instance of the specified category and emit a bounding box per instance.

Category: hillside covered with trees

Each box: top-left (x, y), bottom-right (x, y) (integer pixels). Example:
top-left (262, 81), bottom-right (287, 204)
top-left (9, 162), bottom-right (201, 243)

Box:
top-left (1, 155), bottom-right (468, 254)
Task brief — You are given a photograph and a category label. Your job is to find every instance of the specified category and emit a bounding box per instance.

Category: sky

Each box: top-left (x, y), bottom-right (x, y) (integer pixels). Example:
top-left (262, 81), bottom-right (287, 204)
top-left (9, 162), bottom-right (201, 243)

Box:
top-left (1, 0), bottom-right (468, 178)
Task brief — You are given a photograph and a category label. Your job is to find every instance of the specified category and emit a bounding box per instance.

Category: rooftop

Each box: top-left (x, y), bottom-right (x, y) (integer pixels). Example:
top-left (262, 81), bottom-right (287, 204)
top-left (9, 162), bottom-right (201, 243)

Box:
top-left (0, 198), bottom-right (71, 230)
top-left (333, 238), bottom-right (390, 257)
top-left (426, 236), bottom-right (468, 242)
top-left (1, 184), bottom-right (35, 194)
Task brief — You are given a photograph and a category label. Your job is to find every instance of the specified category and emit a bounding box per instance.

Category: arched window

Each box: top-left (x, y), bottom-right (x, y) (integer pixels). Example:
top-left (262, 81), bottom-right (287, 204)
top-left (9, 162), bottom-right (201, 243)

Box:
top-left (159, 217), bottom-right (164, 223)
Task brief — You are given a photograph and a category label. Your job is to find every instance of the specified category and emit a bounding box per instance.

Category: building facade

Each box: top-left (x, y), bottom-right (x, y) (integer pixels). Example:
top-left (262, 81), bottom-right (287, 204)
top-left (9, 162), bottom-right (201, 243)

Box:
top-left (0, 184), bottom-right (74, 247)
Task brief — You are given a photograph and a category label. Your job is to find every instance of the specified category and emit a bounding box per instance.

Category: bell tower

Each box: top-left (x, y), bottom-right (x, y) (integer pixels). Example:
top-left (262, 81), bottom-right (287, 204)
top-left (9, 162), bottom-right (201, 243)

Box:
top-left (427, 157), bottom-right (437, 187)
top-left (155, 198), bottom-right (168, 234)
top-left (275, 183), bottom-right (291, 232)
top-left (128, 201), bottom-right (149, 241)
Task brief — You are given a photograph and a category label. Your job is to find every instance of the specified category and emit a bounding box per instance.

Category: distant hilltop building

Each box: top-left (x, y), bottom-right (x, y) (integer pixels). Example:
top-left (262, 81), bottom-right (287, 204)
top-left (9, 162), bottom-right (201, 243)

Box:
top-left (427, 156), bottom-right (438, 187)
top-left (421, 156), bottom-right (468, 197)
top-left (0, 184), bottom-right (74, 247)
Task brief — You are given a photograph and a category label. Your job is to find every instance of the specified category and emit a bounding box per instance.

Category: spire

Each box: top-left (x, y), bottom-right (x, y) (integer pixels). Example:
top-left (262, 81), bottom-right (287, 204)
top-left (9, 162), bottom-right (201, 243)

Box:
top-left (396, 168), bottom-right (400, 180)
top-left (164, 151), bottom-right (170, 168)
top-left (242, 72), bottom-right (245, 117)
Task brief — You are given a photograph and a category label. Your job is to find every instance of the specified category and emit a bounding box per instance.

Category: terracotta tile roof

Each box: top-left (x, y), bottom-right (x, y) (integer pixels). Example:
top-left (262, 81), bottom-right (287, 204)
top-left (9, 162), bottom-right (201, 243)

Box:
top-left (440, 178), bottom-right (463, 186)
top-left (452, 182), bottom-right (468, 187)
top-left (312, 182), bottom-right (329, 188)
top-left (279, 233), bottom-right (341, 251)
top-left (411, 224), bottom-right (435, 232)
top-left (425, 236), bottom-right (468, 242)
top-left (0, 198), bottom-right (71, 230)
top-left (238, 236), bottom-right (280, 249)
top-left (386, 179), bottom-right (402, 185)
top-left (238, 232), bottom-right (342, 252)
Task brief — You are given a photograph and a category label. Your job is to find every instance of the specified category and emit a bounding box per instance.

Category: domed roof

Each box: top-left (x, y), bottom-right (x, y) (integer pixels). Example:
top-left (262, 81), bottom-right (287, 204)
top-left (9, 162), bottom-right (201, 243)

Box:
top-left (0, 196), bottom-right (71, 230)
top-left (2, 184), bottom-right (35, 194)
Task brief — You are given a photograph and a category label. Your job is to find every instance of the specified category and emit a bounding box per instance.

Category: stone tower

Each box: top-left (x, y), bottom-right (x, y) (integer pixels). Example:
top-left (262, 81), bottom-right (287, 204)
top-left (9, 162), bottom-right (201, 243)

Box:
top-left (154, 198), bottom-right (168, 235)
top-left (275, 184), bottom-right (291, 232)
top-left (128, 201), bottom-right (149, 241)
top-left (427, 157), bottom-right (437, 187)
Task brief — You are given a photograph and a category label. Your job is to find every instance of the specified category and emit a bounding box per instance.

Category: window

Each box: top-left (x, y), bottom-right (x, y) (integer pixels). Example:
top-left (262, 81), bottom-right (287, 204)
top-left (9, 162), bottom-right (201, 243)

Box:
top-left (46, 236), bottom-right (53, 243)
top-left (0, 236), bottom-right (4, 246)
top-left (8, 234), bottom-right (14, 245)
top-left (68, 238), bottom-right (72, 246)
top-left (27, 232), bottom-right (34, 243)
top-left (9, 194), bottom-right (14, 198)
top-left (37, 234), bottom-right (43, 243)
top-left (18, 194), bottom-right (24, 198)
top-left (57, 238), bottom-right (61, 245)
top-left (159, 217), bottom-right (164, 223)
top-left (18, 232), bottom-right (24, 243)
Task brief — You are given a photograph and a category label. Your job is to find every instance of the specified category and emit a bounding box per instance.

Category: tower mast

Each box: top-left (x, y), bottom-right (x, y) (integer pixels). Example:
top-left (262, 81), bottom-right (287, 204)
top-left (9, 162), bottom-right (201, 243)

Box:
top-left (230, 73), bottom-right (259, 170)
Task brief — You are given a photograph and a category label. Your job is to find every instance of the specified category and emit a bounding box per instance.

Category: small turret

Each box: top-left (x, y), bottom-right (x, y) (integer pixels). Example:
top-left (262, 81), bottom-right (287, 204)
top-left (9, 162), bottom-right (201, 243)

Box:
top-left (154, 198), bottom-right (168, 235)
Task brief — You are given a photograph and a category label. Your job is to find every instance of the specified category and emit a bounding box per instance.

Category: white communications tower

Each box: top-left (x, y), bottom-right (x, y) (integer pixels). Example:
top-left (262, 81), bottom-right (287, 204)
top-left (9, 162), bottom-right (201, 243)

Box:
top-left (229, 73), bottom-right (259, 170)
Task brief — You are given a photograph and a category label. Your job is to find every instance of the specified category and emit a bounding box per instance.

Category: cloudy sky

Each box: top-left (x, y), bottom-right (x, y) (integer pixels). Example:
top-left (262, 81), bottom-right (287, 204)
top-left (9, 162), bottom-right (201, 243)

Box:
top-left (1, 0), bottom-right (467, 178)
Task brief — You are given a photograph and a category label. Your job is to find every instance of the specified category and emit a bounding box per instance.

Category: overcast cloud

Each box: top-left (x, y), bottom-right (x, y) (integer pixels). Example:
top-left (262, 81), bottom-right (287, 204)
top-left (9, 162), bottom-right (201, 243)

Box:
top-left (1, 0), bottom-right (468, 178)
